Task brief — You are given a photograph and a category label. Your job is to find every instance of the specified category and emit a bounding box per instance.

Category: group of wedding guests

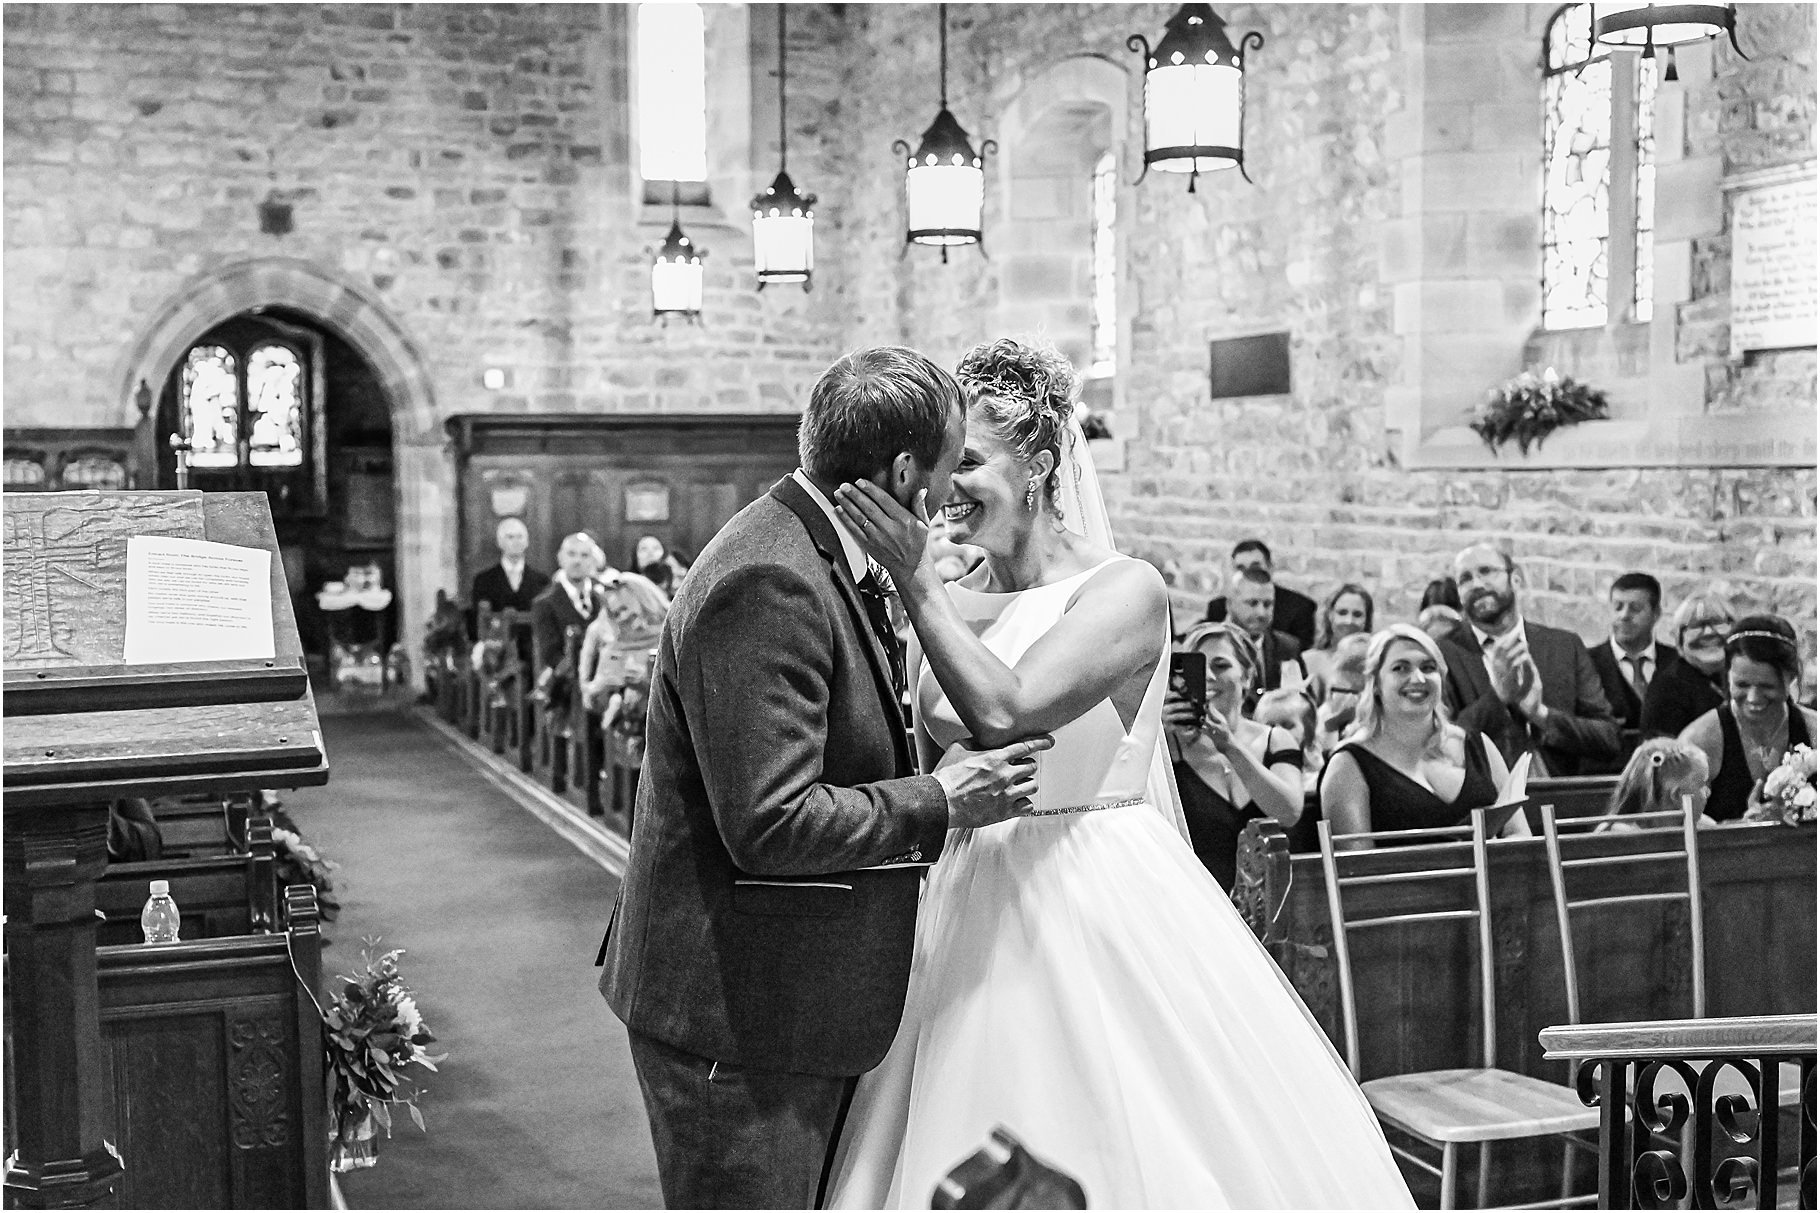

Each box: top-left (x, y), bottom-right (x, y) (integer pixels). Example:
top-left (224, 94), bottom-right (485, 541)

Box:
top-left (467, 519), bottom-right (684, 813)
top-left (1142, 537), bottom-right (1814, 888)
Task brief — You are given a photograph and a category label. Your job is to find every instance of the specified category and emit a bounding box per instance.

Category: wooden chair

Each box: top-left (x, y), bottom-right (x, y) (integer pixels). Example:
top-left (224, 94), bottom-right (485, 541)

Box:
top-left (1540, 798), bottom-right (1802, 1195)
top-left (1318, 811), bottom-right (1599, 1209)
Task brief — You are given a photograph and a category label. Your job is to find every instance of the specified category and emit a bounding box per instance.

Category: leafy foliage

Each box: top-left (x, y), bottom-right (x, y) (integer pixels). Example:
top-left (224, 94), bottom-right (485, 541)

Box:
top-left (324, 937), bottom-right (445, 1146)
top-left (1468, 368), bottom-right (1609, 456)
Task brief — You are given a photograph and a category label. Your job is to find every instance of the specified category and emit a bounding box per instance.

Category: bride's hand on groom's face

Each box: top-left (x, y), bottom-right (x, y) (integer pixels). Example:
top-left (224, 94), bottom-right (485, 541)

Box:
top-left (833, 481), bottom-right (929, 582)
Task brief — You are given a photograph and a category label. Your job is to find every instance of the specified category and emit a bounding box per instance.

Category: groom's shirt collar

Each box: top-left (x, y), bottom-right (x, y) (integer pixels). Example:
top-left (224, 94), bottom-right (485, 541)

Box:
top-left (792, 469), bottom-right (869, 584)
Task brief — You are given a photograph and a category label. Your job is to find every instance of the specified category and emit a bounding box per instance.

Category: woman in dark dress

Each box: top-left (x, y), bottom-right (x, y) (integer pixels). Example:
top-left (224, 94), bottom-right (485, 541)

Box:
top-left (1680, 614), bottom-right (1816, 821)
top-left (1164, 622), bottom-right (1306, 889)
top-left (1641, 591), bottom-right (1734, 739)
top-left (1315, 624), bottom-right (1521, 848)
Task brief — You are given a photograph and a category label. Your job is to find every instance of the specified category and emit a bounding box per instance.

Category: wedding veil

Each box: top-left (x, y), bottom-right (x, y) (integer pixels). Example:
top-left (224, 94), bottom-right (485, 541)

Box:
top-left (1056, 415), bottom-right (1193, 843)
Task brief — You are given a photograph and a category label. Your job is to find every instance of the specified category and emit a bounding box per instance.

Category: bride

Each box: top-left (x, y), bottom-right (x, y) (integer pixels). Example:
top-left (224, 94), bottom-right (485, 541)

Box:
top-left (825, 338), bottom-right (1414, 1209)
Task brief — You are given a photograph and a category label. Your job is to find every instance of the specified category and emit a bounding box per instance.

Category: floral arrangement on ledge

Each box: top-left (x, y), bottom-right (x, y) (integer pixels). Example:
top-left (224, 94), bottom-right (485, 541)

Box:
top-left (1752, 743), bottom-right (1816, 826)
top-left (1469, 367), bottom-right (1610, 456)
top-left (273, 826), bottom-right (340, 923)
top-left (325, 938), bottom-right (446, 1172)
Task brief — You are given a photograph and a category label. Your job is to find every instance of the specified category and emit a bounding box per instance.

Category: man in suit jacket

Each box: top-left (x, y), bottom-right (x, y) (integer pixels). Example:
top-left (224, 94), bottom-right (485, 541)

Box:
top-left (1222, 564), bottom-right (1306, 708)
top-left (1441, 543), bottom-right (1620, 777)
top-left (471, 516), bottom-right (551, 618)
top-left (469, 516), bottom-right (550, 664)
top-left (529, 532), bottom-right (605, 681)
top-left (599, 348), bottom-right (1050, 1209)
top-left (1585, 571), bottom-right (1678, 772)
top-left (1203, 538), bottom-right (1318, 651)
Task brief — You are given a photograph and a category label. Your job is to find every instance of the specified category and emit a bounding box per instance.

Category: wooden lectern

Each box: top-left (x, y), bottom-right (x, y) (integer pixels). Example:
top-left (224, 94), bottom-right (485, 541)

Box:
top-left (3, 491), bottom-right (328, 1208)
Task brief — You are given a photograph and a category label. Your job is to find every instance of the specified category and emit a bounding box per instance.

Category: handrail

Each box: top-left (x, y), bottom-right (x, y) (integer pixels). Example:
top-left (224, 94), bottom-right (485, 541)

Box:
top-left (1541, 1013), bottom-right (1816, 1062)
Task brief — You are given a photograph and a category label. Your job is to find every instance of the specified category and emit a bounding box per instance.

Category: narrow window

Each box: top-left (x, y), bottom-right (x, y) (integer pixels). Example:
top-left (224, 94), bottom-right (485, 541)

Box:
top-left (1542, 3), bottom-right (1658, 330)
top-left (247, 344), bottom-right (304, 467)
top-left (182, 345), bottom-right (240, 468)
top-left (1090, 150), bottom-right (1118, 379)
top-left (637, 2), bottom-right (708, 185)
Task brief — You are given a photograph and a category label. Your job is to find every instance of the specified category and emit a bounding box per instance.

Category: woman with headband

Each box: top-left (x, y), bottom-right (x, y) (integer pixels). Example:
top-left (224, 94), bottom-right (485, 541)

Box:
top-left (1679, 614), bottom-right (1815, 821)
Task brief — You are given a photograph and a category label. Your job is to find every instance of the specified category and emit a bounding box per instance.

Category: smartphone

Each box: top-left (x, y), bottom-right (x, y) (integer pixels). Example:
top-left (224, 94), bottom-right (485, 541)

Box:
top-left (1169, 651), bottom-right (1207, 720)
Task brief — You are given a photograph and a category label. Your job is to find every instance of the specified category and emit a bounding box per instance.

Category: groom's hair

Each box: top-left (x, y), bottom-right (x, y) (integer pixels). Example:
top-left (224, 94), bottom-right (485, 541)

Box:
top-left (800, 347), bottom-right (960, 484)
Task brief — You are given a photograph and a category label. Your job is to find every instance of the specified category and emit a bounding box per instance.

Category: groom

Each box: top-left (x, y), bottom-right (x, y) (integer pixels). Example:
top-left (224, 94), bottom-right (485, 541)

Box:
top-left (598, 346), bottom-right (1050, 1209)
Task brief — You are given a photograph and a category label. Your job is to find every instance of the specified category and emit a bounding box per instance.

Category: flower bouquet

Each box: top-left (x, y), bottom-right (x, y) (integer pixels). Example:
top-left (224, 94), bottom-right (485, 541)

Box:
top-left (323, 938), bottom-right (445, 1171)
top-left (1758, 743), bottom-right (1817, 826)
top-left (1469, 367), bottom-right (1609, 456)
top-left (273, 826), bottom-right (340, 922)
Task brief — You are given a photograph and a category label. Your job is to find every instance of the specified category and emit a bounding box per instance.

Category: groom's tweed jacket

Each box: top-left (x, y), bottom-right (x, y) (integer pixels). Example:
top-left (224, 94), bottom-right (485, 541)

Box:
top-left (600, 476), bottom-right (949, 1077)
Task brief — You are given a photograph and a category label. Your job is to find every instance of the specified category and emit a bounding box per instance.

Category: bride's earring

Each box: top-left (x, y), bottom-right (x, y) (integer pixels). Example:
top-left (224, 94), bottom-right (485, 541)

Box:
top-left (1025, 478), bottom-right (1039, 511)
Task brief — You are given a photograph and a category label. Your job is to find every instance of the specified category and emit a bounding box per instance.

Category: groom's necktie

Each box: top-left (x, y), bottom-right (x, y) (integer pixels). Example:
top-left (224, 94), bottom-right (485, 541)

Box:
top-left (857, 565), bottom-right (907, 709)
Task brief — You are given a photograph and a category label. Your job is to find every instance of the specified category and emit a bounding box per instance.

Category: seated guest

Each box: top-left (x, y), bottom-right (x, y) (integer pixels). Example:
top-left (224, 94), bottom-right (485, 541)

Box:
top-left (581, 573), bottom-right (671, 715)
top-left (1421, 576), bottom-right (1462, 614)
top-left (1679, 615), bottom-right (1815, 822)
top-left (630, 534), bottom-right (691, 598)
top-left (1312, 633), bottom-right (1373, 763)
top-left (531, 532), bottom-right (607, 712)
top-left (1203, 538), bottom-right (1318, 651)
top-left (1315, 624), bottom-right (1518, 849)
top-left (471, 516), bottom-right (551, 618)
top-left (1441, 542), bottom-right (1619, 776)
top-left (1254, 687), bottom-right (1320, 797)
top-left (1222, 564), bottom-right (1306, 704)
top-left (1418, 603), bottom-right (1465, 648)
top-left (1641, 591), bottom-right (1735, 739)
top-left (1303, 583), bottom-right (1374, 700)
top-left (1164, 623), bottom-right (1305, 890)
top-left (1586, 572), bottom-right (1678, 772)
top-left (1600, 737), bottom-right (1714, 832)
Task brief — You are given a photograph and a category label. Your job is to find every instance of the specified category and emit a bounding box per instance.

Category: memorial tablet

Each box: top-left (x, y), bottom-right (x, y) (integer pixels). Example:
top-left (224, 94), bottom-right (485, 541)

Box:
top-left (3, 489), bottom-right (308, 715)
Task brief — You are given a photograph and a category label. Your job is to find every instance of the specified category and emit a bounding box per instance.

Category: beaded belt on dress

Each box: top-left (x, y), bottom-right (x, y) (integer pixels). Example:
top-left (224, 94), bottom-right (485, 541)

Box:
top-left (1028, 796), bottom-right (1146, 818)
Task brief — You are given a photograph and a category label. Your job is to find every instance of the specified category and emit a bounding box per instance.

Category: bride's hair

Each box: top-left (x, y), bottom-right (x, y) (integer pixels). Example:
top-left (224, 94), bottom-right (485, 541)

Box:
top-left (956, 337), bottom-right (1077, 516)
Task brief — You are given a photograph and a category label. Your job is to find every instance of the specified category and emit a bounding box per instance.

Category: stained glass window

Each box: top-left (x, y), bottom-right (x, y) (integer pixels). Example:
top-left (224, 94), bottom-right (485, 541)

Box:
top-left (1090, 151), bottom-right (1118, 379)
top-left (182, 345), bottom-right (240, 467)
top-left (247, 344), bottom-right (304, 467)
top-left (637, 2), bottom-right (708, 183)
top-left (1542, 4), bottom-right (1658, 330)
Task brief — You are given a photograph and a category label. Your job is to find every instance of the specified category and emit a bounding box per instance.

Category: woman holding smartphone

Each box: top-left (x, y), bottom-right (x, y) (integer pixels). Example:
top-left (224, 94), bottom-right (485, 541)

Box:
top-left (1164, 621), bottom-right (1307, 889)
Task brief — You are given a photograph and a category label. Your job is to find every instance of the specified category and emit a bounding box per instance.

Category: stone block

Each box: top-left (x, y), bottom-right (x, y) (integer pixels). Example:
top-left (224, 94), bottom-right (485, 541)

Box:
top-left (1655, 156), bottom-right (1722, 240)
top-left (1394, 279), bottom-right (1509, 334)
top-left (1405, 152), bottom-right (1534, 215)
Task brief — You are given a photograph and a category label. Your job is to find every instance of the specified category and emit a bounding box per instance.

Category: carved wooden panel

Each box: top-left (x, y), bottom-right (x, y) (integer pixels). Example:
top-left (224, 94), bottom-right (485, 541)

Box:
top-left (2, 493), bottom-right (204, 669)
top-left (107, 1011), bottom-right (232, 1208)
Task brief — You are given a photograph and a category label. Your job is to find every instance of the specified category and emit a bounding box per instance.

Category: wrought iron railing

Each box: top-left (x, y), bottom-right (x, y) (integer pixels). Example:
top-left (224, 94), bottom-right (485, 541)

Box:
top-left (1540, 1014), bottom-right (1816, 1210)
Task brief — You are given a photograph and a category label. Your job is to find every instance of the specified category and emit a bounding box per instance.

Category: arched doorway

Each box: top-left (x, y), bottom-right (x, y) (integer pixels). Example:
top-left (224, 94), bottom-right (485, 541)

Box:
top-left (119, 259), bottom-right (440, 688)
top-left (154, 308), bottom-right (396, 684)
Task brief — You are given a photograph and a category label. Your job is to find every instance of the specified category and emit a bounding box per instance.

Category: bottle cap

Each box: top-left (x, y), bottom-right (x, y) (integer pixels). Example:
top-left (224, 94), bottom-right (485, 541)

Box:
top-left (150, 879), bottom-right (169, 896)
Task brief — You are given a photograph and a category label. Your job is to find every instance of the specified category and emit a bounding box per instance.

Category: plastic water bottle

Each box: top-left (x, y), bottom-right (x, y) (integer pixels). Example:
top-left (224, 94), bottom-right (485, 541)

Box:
top-left (140, 880), bottom-right (181, 944)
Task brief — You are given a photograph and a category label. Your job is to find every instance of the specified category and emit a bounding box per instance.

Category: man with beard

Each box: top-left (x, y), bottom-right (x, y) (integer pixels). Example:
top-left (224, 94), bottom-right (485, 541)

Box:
top-left (1440, 543), bottom-right (1619, 776)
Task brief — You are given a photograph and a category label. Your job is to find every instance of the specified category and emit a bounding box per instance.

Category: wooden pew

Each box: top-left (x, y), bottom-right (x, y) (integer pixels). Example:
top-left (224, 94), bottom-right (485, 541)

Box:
top-left (474, 604), bottom-right (533, 770)
top-left (95, 817), bottom-right (278, 946)
top-left (1234, 819), bottom-right (1817, 1082)
top-left (96, 885), bottom-right (329, 1209)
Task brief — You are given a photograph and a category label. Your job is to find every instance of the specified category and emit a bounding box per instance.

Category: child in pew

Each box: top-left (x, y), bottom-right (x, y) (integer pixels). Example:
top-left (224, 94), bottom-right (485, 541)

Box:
top-left (1253, 687), bottom-right (1322, 798)
top-left (1600, 737), bottom-right (1717, 832)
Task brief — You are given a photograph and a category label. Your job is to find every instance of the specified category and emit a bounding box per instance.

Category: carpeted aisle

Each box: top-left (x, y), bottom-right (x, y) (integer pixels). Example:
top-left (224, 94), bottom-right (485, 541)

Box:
top-left (283, 709), bottom-right (660, 1210)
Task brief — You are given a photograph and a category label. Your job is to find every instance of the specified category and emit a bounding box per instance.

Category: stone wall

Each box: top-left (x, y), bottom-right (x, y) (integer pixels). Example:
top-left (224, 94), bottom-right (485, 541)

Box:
top-left (827, 2), bottom-right (1815, 660)
top-left (3, 2), bottom-right (1814, 665)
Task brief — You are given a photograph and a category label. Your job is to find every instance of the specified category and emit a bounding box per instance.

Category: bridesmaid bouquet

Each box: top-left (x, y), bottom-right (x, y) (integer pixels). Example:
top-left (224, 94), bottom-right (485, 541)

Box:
top-left (324, 937), bottom-right (446, 1166)
top-left (1760, 744), bottom-right (1817, 826)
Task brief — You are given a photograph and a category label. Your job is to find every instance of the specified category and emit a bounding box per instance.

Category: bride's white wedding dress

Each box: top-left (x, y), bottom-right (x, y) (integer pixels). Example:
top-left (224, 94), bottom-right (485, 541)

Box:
top-left (825, 555), bottom-right (1415, 1210)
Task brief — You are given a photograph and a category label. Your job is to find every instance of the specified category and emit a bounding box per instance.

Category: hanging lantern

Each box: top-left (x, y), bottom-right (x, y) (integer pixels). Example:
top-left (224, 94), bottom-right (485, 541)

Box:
top-left (652, 208), bottom-right (705, 323)
top-left (1592, 3), bottom-right (1745, 82)
top-left (891, 3), bottom-right (996, 263)
top-left (1127, 4), bottom-right (1264, 191)
top-left (750, 10), bottom-right (816, 289)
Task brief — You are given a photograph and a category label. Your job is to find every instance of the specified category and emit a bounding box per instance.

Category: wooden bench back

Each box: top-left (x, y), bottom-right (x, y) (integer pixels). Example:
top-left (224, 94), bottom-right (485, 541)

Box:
top-left (96, 816), bottom-right (276, 946)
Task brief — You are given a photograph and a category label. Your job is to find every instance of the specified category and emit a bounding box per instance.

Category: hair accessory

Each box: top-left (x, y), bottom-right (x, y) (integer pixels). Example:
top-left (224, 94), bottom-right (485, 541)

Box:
top-left (1726, 629), bottom-right (1796, 646)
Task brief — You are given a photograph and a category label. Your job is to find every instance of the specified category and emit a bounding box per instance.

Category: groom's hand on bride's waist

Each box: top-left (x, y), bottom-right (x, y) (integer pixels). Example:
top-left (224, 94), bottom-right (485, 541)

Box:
top-left (934, 736), bottom-right (1054, 829)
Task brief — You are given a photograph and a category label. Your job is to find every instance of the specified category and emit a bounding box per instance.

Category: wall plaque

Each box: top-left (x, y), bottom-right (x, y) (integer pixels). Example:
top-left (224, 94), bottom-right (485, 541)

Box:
top-left (1730, 176), bottom-right (1817, 359)
top-left (625, 482), bottom-right (670, 523)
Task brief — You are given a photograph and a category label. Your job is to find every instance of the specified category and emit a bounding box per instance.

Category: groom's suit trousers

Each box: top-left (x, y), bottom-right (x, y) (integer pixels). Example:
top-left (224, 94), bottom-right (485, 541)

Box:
top-left (628, 1029), bottom-right (858, 1209)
